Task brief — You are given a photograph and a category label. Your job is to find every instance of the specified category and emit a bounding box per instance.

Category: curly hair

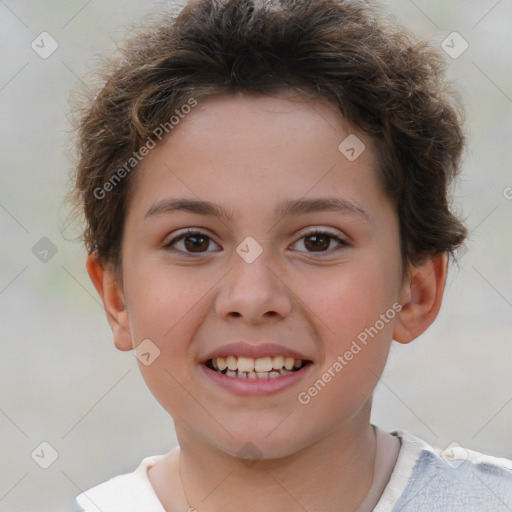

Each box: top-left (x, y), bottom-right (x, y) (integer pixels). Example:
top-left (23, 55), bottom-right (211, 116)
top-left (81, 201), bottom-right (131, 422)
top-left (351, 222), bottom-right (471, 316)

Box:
top-left (69, 0), bottom-right (467, 276)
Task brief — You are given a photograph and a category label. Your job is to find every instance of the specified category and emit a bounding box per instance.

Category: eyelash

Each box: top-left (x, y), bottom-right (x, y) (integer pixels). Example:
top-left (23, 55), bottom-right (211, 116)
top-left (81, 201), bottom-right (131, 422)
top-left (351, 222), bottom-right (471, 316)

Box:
top-left (163, 229), bottom-right (348, 256)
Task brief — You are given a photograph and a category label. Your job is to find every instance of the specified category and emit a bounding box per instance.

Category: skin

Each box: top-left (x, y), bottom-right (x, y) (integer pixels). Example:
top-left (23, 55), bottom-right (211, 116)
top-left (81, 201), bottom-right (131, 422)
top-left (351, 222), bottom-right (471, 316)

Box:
top-left (87, 90), bottom-right (447, 512)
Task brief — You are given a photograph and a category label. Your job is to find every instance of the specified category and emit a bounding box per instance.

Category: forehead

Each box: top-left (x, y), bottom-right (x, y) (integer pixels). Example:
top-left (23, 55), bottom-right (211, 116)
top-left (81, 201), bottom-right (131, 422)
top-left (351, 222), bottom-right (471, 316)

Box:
top-left (128, 91), bottom-right (387, 223)
top-left (169, 90), bottom-right (357, 149)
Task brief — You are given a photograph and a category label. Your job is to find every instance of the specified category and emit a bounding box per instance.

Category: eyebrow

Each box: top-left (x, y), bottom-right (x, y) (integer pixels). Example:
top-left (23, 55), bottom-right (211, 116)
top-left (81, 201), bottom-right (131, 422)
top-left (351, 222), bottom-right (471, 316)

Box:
top-left (144, 196), bottom-right (370, 222)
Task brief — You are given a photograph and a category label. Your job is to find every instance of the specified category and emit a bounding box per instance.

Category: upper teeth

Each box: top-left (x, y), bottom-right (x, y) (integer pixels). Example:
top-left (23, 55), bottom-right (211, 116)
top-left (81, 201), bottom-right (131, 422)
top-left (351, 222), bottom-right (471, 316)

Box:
top-left (212, 356), bottom-right (303, 372)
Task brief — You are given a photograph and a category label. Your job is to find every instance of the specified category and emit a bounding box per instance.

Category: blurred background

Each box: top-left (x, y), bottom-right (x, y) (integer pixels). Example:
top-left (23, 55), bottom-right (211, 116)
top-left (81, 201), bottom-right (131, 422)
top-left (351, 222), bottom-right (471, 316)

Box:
top-left (0, 0), bottom-right (511, 510)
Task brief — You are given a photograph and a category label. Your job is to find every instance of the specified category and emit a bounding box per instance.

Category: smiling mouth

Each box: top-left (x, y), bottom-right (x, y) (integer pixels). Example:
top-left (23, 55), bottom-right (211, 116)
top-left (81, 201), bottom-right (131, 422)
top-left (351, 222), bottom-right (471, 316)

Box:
top-left (204, 355), bottom-right (311, 379)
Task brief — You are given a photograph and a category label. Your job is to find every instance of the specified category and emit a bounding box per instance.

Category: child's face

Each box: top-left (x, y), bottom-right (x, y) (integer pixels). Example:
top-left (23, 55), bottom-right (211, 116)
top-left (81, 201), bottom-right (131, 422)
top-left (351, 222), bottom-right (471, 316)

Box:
top-left (116, 92), bottom-right (407, 457)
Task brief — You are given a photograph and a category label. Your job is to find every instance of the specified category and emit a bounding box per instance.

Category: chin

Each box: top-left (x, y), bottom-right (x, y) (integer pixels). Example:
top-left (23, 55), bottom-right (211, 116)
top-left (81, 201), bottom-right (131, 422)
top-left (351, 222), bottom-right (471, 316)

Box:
top-left (198, 422), bottom-right (317, 463)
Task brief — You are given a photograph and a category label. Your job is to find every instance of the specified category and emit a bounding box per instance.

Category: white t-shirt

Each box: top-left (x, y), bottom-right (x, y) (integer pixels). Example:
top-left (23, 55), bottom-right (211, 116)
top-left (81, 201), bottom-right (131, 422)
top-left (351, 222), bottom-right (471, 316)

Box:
top-left (76, 429), bottom-right (512, 512)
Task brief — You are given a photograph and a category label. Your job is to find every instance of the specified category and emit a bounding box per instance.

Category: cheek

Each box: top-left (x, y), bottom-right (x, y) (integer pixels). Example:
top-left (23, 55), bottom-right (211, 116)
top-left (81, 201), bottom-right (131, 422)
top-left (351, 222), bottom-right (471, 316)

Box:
top-left (125, 261), bottom-right (207, 342)
top-left (302, 253), bottom-right (398, 404)
top-left (124, 266), bottom-right (205, 418)
top-left (310, 259), bottom-right (398, 345)
top-left (294, 282), bottom-right (393, 440)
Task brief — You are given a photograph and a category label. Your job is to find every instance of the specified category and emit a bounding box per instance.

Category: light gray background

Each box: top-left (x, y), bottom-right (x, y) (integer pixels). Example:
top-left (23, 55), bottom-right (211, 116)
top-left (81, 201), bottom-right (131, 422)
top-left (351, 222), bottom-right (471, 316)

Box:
top-left (0, 1), bottom-right (511, 511)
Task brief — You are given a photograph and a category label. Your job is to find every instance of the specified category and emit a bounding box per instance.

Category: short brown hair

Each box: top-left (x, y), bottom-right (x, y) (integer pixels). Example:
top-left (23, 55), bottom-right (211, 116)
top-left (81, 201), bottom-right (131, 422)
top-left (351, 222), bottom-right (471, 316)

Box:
top-left (69, 0), bottom-right (467, 275)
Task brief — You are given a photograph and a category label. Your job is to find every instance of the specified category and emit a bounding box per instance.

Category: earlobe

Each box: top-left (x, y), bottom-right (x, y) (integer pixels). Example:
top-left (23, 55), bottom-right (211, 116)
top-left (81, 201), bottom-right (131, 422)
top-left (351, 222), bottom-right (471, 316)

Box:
top-left (86, 252), bottom-right (133, 352)
top-left (393, 253), bottom-right (447, 344)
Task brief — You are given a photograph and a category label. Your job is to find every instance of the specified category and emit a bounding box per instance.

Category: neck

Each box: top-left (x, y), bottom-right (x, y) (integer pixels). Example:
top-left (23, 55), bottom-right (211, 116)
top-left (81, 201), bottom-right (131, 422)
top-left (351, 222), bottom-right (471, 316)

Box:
top-left (176, 407), bottom-right (376, 512)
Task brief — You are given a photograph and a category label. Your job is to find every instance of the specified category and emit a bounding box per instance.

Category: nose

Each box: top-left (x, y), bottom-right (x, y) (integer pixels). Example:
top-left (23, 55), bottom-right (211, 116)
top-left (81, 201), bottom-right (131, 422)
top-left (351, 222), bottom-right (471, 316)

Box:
top-left (214, 247), bottom-right (293, 324)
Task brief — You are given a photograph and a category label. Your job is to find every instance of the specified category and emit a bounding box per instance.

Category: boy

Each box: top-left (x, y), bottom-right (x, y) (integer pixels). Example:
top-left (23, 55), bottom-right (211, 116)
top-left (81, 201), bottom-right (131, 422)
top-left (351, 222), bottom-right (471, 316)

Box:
top-left (70, 0), bottom-right (512, 510)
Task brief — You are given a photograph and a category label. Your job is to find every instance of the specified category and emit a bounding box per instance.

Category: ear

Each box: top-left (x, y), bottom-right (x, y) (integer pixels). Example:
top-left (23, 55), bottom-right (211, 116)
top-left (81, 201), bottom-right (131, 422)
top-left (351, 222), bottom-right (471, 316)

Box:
top-left (86, 252), bottom-right (133, 351)
top-left (393, 252), bottom-right (447, 344)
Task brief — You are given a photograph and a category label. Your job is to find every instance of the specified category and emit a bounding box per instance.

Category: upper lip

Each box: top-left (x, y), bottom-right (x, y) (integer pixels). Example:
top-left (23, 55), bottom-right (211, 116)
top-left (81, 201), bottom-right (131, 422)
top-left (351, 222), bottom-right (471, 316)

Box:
top-left (201, 341), bottom-right (313, 363)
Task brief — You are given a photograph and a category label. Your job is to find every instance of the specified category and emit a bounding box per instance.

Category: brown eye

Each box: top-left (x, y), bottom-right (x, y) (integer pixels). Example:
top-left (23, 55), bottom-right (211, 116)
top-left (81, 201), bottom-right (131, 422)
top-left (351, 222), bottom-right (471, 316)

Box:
top-left (165, 230), bottom-right (220, 255)
top-left (304, 233), bottom-right (331, 252)
top-left (183, 234), bottom-right (209, 252)
top-left (292, 230), bottom-right (348, 254)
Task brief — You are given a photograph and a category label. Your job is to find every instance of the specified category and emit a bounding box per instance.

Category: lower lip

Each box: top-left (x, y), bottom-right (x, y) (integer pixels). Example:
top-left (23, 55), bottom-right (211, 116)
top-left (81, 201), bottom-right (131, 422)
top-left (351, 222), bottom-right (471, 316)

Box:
top-left (200, 363), bottom-right (313, 396)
